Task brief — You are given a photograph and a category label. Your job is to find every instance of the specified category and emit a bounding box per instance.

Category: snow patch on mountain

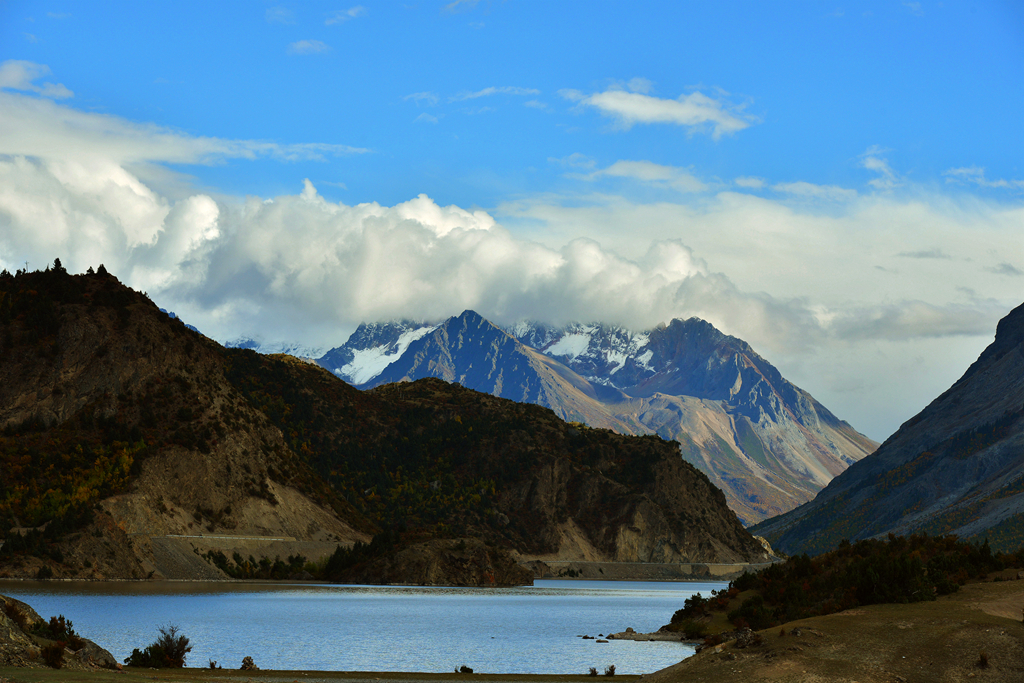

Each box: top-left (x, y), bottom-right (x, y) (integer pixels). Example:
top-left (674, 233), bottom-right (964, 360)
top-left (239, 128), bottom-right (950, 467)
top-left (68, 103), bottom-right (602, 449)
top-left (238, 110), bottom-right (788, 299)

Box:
top-left (545, 332), bottom-right (593, 360)
top-left (224, 337), bottom-right (326, 359)
top-left (339, 324), bottom-right (437, 384)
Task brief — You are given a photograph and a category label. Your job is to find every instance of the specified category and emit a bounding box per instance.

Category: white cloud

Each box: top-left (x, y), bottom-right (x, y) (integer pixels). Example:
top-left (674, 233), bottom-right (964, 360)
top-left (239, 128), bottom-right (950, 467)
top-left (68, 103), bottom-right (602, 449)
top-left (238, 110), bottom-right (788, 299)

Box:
top-left (0, 91), bottom-right (368, 164)
top-left (943, 166), bottom-right (1024, 191)
top-left (404, 91), bottom-right (440, 106)
top-left (903, 2), bottom-right (924, 16)
top-left (287, 40), bottom-right (331, 55)
top-left (443, 0), bottom-right (480, 13)
top-left (326, 6), bottom-right (367, 25)
top-left (1, 88), bottom-right (1022, 443)
top-left (773, 181), bottom-right (857, 201)
top-left (265, 7), bottom-right (295, 24)
top-left (450, 86), bottom-right (541, 102)
top-left (560, 85), bottom-right (753, 139)
top-left (0, 60), bottom-right (73, 99)
top-left (524, 100), bottom-right (547, 109)
top-left (549, 153), bottom-right (596, 170)
top-left (626, 77), bottom-right (654, 94)
top-left (414, 113), bottom-right (439, 124)
top-left (860, 145), bottom-right (901, 190)
top-left (734, 176), bottom-right (765, 189)
top-left (586, 160), bottom-right (708, 193)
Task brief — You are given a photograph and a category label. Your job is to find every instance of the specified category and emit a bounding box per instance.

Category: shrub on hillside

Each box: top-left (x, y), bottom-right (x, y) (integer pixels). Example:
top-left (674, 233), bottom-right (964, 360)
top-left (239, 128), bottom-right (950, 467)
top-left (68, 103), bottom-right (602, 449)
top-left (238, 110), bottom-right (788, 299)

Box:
top-left (719, 534), bottom-right (1012, 629)
top-left (41, 642), bottom-right (64, 668)
top-left (124, 625), bottom-right (192, 668)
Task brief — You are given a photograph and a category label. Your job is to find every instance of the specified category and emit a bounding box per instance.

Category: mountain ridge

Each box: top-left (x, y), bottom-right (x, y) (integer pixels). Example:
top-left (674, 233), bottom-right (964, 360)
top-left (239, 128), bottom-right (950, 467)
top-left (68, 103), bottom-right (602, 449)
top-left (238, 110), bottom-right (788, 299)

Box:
top-left (752, 301), bottom-right (1024, 554)
top-left (0, 265), bottom-right (770, 582)
top-left (315, 310), bottom-right (876, 524)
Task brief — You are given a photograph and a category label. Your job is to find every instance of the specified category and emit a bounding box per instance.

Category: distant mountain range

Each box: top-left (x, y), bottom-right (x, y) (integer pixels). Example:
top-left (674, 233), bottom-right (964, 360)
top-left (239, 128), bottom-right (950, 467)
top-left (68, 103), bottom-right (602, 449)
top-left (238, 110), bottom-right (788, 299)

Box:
top-left (306, 310), bottom-right (878, 525)
top-left (752, 301), bottom-right (1024, 554)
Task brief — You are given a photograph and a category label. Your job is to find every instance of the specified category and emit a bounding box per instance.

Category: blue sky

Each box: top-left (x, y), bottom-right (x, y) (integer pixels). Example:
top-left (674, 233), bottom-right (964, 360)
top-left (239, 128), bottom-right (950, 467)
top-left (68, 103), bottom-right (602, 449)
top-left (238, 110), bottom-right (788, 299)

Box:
top-left (1, 0), bottom-right (1022, 441)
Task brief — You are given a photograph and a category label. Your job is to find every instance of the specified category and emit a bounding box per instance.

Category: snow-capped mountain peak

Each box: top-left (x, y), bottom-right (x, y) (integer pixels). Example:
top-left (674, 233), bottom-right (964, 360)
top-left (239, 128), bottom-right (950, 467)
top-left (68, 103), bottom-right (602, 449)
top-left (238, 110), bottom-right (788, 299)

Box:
top-left (316, 319), bottom-right (439, 386)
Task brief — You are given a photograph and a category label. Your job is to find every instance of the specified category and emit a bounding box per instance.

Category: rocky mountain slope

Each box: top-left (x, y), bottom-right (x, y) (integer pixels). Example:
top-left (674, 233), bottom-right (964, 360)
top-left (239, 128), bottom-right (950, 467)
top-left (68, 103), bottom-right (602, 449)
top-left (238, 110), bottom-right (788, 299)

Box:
top-left (752, 301), bottom-right (1024, 555)
top-left (0, 264), bottom-right (371, 581)
top-left (319, 312), bottom-right (876, 525)
top-left (0, 264), bottom-right (770, 582)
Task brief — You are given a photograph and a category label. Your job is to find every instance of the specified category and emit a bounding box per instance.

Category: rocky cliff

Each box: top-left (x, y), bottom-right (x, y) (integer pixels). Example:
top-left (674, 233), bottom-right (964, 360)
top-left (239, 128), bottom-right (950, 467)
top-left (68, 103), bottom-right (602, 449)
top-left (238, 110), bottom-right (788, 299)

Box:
top-left (0, 593), bottom-right (117, 670)
top-left (0, 266), bottom-right (370, 580)
top-left (752, 301), bottom-right (1024, 555)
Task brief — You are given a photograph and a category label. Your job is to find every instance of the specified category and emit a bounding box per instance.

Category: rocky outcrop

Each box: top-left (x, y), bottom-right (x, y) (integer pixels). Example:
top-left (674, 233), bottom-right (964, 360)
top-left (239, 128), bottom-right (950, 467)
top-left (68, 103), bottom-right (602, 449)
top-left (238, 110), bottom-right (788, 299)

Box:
top-left (0, 594), bottom-right (116, 670)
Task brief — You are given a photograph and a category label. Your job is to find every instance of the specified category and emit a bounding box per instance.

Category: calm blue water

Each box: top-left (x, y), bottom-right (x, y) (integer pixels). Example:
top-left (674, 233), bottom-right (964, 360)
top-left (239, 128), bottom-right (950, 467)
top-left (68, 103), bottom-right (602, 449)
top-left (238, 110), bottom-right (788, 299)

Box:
top-left (0, 579), bottom-right (725, 674)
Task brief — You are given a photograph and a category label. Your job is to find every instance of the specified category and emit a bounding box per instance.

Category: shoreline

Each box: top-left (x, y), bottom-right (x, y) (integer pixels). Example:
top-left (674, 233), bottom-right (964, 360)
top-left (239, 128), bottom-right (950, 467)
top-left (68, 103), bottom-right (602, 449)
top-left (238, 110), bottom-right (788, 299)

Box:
top-left (0, 575), bottom-right (732, 586)
top-left (0, 668), bottom-right (639, 683)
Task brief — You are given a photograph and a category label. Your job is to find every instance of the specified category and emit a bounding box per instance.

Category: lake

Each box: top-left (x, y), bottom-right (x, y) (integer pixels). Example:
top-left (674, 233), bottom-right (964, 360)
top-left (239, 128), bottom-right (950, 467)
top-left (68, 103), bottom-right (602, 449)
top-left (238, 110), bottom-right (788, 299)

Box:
top-left (0, 579), bottom-right (726, 674)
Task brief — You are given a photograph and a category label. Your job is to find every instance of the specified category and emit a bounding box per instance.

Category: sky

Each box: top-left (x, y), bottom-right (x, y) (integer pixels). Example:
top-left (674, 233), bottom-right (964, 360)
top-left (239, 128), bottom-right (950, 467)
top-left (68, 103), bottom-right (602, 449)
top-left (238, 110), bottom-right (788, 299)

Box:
top-left (0, 1), bottom-right (1022, 442)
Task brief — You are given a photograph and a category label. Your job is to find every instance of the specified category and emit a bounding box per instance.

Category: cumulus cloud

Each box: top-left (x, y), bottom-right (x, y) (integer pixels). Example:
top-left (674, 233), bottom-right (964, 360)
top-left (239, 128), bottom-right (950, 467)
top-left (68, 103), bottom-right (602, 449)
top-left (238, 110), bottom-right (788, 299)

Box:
top-left (288, 40), bottom-right (331, 55)
top-left (0, 60), bottom-right (74, 99)
top-left (734, 176), bottom-right (765, 188)
top-left (2, 84), bottom-right (1022, 442)
top-left (560, 85), bottom-right (753, 138)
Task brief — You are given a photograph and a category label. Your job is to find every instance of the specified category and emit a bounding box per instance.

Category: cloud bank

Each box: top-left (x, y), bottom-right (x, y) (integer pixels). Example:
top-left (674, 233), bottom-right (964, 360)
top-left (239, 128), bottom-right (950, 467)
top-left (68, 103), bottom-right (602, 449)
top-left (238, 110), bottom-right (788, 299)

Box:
top-left (1, 71), bottom-right (1021, 440)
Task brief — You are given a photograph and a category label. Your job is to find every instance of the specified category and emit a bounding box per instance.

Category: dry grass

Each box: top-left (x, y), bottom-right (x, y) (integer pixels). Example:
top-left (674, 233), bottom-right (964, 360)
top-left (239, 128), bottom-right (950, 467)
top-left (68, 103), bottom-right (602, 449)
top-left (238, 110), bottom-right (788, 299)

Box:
top-left (644, 576), bottom-right (1024, 683)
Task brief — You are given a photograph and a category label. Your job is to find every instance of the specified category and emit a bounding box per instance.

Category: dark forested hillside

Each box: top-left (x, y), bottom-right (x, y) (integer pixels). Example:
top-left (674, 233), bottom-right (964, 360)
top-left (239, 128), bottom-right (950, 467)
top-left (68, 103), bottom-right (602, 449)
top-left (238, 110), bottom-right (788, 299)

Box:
top-left (0, 263), bottom-right (770, 582)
